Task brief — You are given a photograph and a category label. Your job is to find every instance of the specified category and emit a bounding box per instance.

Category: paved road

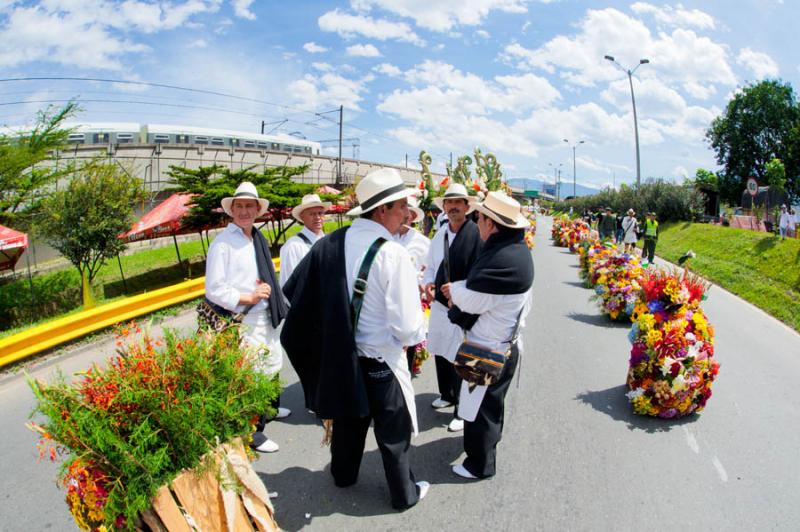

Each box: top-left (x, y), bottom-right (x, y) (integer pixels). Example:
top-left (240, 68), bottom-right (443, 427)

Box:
top-left (2, 217), bottom-right (799, 531)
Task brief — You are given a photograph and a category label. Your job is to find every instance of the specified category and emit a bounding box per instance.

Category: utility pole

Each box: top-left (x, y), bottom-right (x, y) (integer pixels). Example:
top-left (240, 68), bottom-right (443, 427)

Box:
top-left (405, 154), bottom-right (408, 168)
top-left (563, 139), bottom-right (584, 198)
top-left (338, 105), bottom-right (343, 185)
top-left (605, 55), bottom-right (649, 186)
top-left (260, 120), bottom-right (265, 134)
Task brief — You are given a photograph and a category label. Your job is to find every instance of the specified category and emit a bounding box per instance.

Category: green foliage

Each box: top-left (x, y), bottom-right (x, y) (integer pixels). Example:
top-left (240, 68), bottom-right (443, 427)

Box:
top-left (692, 168), bottom-right (719, 190)
top-left (706, 79), bottom-right (800, 204)
top-left (552, 178), bottom-right (705, 222)
top-left (35, 162), bottom-right (144, 307)
top-left (656, 222), bottom-right (800, 332)
top-left (0, 102), bottom-right (79, 227)
top-left (29, 328), bottom-right (281, 530)
top-left (765, 157), bottom-right (786, 195)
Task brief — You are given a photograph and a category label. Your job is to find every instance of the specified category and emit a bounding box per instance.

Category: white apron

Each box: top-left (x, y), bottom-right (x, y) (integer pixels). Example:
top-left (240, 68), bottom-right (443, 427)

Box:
top-left (240, 311), bottom-right (284, 377)
top-left (426, 300), bottom-right (463, 363)
top-left (379, 348), bottom-right (420, 436)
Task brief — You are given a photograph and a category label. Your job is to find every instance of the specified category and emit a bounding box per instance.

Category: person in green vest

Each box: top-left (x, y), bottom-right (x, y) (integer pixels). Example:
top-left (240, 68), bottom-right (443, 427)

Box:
top-left (642, 212), bottom-right (659, 266)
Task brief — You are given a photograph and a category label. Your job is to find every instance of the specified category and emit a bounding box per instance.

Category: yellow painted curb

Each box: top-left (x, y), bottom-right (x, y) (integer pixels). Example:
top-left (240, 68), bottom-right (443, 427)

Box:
top-left (0, 258), bottom-right (281, 368)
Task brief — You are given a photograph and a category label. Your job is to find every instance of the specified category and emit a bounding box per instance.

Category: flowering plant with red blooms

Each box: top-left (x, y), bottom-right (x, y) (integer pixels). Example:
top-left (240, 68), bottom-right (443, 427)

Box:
top-left (28, 324), bottom-right (280, 531)
top-left (626, 269), bottom-right (720, 418)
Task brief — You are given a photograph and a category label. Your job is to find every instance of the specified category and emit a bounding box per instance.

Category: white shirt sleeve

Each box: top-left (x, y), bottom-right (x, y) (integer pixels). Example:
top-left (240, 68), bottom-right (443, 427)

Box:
top-left (384, 249), bottom-right (425, 346)
top-left (205, 242), bottom-right (242, 311)
top-left (449, 280), bottom-right (501, 314)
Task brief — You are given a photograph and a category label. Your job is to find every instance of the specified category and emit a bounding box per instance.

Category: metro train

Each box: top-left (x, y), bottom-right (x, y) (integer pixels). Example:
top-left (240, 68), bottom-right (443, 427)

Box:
top-left (59, 123), bottom-right (321, 155)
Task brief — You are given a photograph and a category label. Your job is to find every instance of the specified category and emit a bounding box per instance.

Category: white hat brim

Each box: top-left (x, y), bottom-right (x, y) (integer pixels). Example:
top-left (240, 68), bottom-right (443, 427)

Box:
top-left (473, 203), bottom-right (529, 229)
top-left (292, 201), bottom-right (332, 222)
top-left (433, 194), bottom-right (477, 213)
top-left (347, 188), bottom-right (417, 217)
top-left (408, 206), bottom-right (425, 224)
top-left (221, 197), bottom-right (269, 218)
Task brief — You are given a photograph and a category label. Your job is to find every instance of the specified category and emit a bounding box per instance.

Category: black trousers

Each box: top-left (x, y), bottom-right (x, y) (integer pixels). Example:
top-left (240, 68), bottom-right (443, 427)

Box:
top-left (406, 345), bottom-right (415, 373)
top-left (462, 345), bottom-right (519, 479)
top-left (434, 354), bottom-right (461, 418)
top-left (330, 358), bottom-right (420, 510)
top-left (252, 394), bottom-right (280, 448)
top-left (643, 238), bottom-right (657, 263)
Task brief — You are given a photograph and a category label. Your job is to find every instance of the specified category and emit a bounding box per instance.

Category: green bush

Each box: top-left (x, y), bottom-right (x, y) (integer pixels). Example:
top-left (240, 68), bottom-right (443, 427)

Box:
top-left (0, 269), bottom-right (84, 330)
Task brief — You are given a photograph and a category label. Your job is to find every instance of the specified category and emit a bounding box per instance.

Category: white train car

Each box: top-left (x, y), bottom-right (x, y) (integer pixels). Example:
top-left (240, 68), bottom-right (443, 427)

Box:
top-left (140, 124), bottom-right (321, 155)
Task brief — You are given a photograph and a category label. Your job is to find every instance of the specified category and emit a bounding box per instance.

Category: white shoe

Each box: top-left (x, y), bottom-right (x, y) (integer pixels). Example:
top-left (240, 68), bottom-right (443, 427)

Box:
top-left (452, 464), bottom-right (477, 479)
top-left (275, 407), bottom-right (292, 419)
top-left (416, 481), bottom-right (430, 501)
top-left (447, 418), bottom-right (464, 432)
top-left (253, 438), bottom-right (280, 453)
top-left (431, 397), bottom-right (454, 409)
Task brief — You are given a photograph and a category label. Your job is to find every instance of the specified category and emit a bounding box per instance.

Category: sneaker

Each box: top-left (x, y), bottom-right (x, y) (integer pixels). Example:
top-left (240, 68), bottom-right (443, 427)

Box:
top-left (431, 397), bottom-right (454, 409)
top-left (447, 418), bottom-right (464, 432)
top-left (416, 481), bottom-right (430, 501)
top-left (275, 407), bottom-right (292, 419)
top-left (253, 438), bottom-right (280, 453)
top-left (452, 464), bottom-right (477, 479)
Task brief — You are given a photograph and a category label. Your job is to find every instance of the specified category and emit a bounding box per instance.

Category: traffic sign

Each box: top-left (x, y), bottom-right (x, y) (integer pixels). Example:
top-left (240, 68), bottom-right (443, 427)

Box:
top-left (746, 177), bottom-right (758, 196)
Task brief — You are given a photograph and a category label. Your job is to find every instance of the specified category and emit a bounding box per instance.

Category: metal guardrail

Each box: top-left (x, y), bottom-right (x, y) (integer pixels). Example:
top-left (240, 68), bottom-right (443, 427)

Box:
top-left (0, 259), bottom-right (281, 368)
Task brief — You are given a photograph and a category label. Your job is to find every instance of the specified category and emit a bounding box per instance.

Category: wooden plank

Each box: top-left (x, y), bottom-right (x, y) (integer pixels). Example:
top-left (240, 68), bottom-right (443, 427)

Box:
top-left (170, 468), bottom-right (225, 532)
top-left (247, 497), bottom-right (279, 532)
top-left (150, 485), bottom-right (191, 532)
top-left (139, 508), bottom-right (168, 532)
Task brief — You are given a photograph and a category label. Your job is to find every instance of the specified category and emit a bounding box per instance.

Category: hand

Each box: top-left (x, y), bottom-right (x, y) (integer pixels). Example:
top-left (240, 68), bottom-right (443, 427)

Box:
top-left (424, 283), bottom-right (435, 302)
top-left (440, 282), bottom-right (452, 300)
top-left (253, 280), bottom-right (271, 301)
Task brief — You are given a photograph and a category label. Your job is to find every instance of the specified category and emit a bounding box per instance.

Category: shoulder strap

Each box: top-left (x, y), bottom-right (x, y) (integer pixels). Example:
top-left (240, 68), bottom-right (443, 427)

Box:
top-left (296, 232), bottom-right (313, 247)
top-left (350, 237), bottom-right (388, 329)
top-left (442, 230), bottom-right (451, 283)
top-left (507, 308), bottom-right (525, 346)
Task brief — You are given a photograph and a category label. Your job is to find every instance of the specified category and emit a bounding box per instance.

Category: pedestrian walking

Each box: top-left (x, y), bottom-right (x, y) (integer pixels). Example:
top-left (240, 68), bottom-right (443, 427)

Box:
top-left (422, 183), bottom-right (482, 433)
top-left (279, 193), bottom-right (331, 285)
top-left (440, 191), bottom-right (534, 480)
top-left (622, 208), bottom-right (639, 254)
top-left (281, 168), bottom-right (429, 510)
top-left (779, 204), bottom-right (791, 240)
top-left (642, 212), bottom-right (659, 266)
top-left (600, 207), bottom-right (616, 241)
top-left (615, 212), bottom-right (624, 244)
top-left (204, 182), bottom-right (290, 453)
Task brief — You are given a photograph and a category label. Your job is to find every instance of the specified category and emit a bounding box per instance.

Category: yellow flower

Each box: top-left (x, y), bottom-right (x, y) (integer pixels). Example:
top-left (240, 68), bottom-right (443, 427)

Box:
top-left (646, 329), bottom-right (662, 347)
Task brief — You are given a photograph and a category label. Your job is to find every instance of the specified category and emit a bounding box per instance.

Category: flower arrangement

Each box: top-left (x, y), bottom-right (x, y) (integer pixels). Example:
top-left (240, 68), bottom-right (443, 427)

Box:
top-left (626, 269), bottom-right (720, 418)
top-left (524, 212), bottom-right (536, 249)
top-left (28, 325), bottom-right (281, 531)
top-left (586, 245), bottom-right (645, 321)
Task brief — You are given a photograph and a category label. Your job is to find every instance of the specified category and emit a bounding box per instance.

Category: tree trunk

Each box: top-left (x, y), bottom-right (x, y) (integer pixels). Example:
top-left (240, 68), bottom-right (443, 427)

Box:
top-left (81, 269), bottom-right (96, 309)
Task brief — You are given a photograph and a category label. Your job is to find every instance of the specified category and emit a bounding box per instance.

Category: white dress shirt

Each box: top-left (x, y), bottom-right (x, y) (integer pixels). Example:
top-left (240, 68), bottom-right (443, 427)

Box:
top-left (345, 218), bottom-right (425, 435)
top-left (449, 283), bottom-right (533, 421)
top-left (423, 223), bottom-right (464, 361)
top-left (205, 223), bottom-right (266, 314)
top-left (394, 226), bottom-right (430, 284)
top-left (280, 226), bottom-right (324, 285)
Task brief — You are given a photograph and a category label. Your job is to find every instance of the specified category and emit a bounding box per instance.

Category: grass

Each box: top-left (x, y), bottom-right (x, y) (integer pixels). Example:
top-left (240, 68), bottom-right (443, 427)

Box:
top-left (653, 222), bottom-right (800, 332)
top-left (1, 219), bottom-right (348, 336)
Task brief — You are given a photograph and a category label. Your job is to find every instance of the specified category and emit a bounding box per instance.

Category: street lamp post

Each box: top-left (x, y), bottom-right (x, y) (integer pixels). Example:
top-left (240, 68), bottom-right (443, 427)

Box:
top-left (548, 162), bottom-right (563, 201)
top-left (604, 55), bottom-right (649, 186)
top-left (563, 139), bottom-right (584, 198)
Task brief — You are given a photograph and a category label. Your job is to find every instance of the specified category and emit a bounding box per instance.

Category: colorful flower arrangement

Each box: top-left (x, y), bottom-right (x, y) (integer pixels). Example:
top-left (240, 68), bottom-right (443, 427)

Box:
top-left (586, 245), bottom-right (645, 321)
top-left (28, 324), bottom-right (281, 531)
top-left (524, 212), bottom-right (536, 249)
top-left (551, 217), bottom-right (591, 250)
top-left (626, 269), bottom-right (720, 418)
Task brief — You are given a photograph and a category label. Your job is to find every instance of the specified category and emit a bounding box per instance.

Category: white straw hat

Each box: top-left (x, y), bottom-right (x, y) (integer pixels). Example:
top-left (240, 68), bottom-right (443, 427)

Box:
top-left (473, 191), bottom-right (529, 229)
top-left (407, 194), bottom-right (424, 224)
top-left (221, 181), bottom-right (269, 217)
top-left (433, 183), bottom-right (476, 213)
top-left (347, 168), bottom-right (417, 216)
top-left (292, 193), bottom-right (332, 222)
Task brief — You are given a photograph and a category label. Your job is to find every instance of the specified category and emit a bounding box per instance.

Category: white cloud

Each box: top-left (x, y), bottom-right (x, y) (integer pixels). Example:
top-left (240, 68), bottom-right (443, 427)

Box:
top-left (318, 8), bottom-right (425, 46)
top-left (630, 2), bottom-right (716, 30)
top-left (188, 38), bottom-right (208, 48)
top-left (346, 43), bottom-right (382, 57)
top-left (373, 62), bottom-right (402, 76)
top-left (288, 72), bottom-right (375, 112)
top-left (303, 41), bottom-right (328, 53)
top-left (475, 29), bottom-right (490, 39)
top-left (737, 47), bottom-right (780, 79)
top-left (350, 0), bottom-right (528, 32)
top-left (311, 62), bottom-right (334, 72)
top-left (231, 0), bottom-right (256, 20)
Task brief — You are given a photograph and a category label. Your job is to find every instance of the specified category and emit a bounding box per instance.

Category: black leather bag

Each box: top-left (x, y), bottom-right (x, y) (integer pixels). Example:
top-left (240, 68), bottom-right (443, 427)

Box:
top-left (454, 309), bottom-right (523, 389)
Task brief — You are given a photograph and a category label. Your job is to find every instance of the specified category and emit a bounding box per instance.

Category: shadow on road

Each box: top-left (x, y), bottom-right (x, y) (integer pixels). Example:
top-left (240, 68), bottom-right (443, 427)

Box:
top-left (575, 384), bottom-right (699, 433)
top-left (275, 382), bottom-right (322, 427)
top-left (562, 280), bottom-right (588, 289)
top-left (567, 312), bottom-right (631, 329)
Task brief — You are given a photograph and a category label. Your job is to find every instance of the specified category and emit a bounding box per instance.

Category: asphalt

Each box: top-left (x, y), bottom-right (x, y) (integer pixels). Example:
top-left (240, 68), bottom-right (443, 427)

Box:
top-left (1, 217), bottom-right (799, 531)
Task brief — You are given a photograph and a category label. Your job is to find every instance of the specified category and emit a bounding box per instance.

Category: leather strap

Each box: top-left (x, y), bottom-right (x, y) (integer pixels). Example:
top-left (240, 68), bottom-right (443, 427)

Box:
top-left (442, 230), bottom-right (451, 283)
top-left (296, 232), bottom-right (313, 247)
top-left (350, 237), bottom-right (387, 329)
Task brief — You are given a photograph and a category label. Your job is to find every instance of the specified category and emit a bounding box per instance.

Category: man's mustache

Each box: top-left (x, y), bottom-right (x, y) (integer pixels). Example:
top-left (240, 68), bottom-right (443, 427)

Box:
top-left (448, 208), bottom-right (461, 215)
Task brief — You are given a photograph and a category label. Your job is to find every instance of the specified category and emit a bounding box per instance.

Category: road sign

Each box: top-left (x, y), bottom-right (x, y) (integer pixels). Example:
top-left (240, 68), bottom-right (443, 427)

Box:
top-left (746, 177), bottom-right (758, 196)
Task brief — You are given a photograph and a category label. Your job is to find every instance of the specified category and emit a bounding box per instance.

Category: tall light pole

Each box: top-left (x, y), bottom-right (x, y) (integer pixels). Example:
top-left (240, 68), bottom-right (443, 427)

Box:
top-left (548, 162), bottom-right (563, 201)
top-left (563, 139), bottom-right (584, 198)
top-left (605, 55), bottom-right (649, 186)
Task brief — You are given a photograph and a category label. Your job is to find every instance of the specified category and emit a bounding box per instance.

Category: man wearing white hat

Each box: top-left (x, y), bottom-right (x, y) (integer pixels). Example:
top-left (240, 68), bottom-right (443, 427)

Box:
top-left (279, 193), bottom-right (331, 285)
top-left (205, 181), bottom-right (290, 454)
top-left (422, 182), bottom-right (482, 433)
top-left (281, 168), bottom-right (429, 510)
top-left (394, 193), bottom-right (431, 372)
top-left (440, 190), bottom-right (534, 480)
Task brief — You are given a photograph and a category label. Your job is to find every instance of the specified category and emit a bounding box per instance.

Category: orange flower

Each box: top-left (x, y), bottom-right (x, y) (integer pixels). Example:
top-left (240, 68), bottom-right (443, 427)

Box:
top-left (439, 177), bottom-right (449, 187)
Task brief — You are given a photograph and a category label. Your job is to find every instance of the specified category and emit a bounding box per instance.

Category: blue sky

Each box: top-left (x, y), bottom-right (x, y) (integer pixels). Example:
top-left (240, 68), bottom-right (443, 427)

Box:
top-left (1, 0), bottom-right (798, 190)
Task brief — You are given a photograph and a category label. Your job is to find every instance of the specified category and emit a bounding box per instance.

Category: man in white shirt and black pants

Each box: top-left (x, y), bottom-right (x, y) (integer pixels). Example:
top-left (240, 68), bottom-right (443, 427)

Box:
top-left (423, 183), bottom-right (482, 432)
top-left (442, 191), bottom-right (534, 480)
top-left (279, 193), bottom-right (331, 285)
top-left (281, 169), bottom-right (430, 510)
top-left (205, 182), bottom-right (290, 454)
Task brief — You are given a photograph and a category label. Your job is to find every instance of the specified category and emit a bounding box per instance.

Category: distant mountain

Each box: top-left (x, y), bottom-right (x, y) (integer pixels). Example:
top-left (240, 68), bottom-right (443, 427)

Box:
top-left (506, 178), bottom-right (603, 198)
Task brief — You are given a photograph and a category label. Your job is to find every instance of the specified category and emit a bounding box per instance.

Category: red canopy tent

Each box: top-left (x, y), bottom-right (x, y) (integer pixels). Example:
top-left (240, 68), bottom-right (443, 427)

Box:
top-left (0, 224), bottom-right (28, 272)
top-left (120, 193), bottom-right (197, 243)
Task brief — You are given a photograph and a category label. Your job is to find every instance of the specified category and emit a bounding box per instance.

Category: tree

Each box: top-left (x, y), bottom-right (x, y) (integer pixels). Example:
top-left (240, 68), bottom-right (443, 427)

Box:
top-left (0, 102), bottom-right (79, 227)
top-left (166, 164), bottom-right (335, 251)
top-left (35, 163), bottom-right (144, 308)
top-left (706, 79), bottom-right (800, 204)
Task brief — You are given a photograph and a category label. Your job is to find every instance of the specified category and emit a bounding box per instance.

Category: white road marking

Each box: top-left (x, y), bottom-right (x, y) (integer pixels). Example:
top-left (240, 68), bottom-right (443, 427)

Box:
top-left (683, 426), bottom-right (700, 454)
top-left (712, 456), bottom-right (729, 482)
